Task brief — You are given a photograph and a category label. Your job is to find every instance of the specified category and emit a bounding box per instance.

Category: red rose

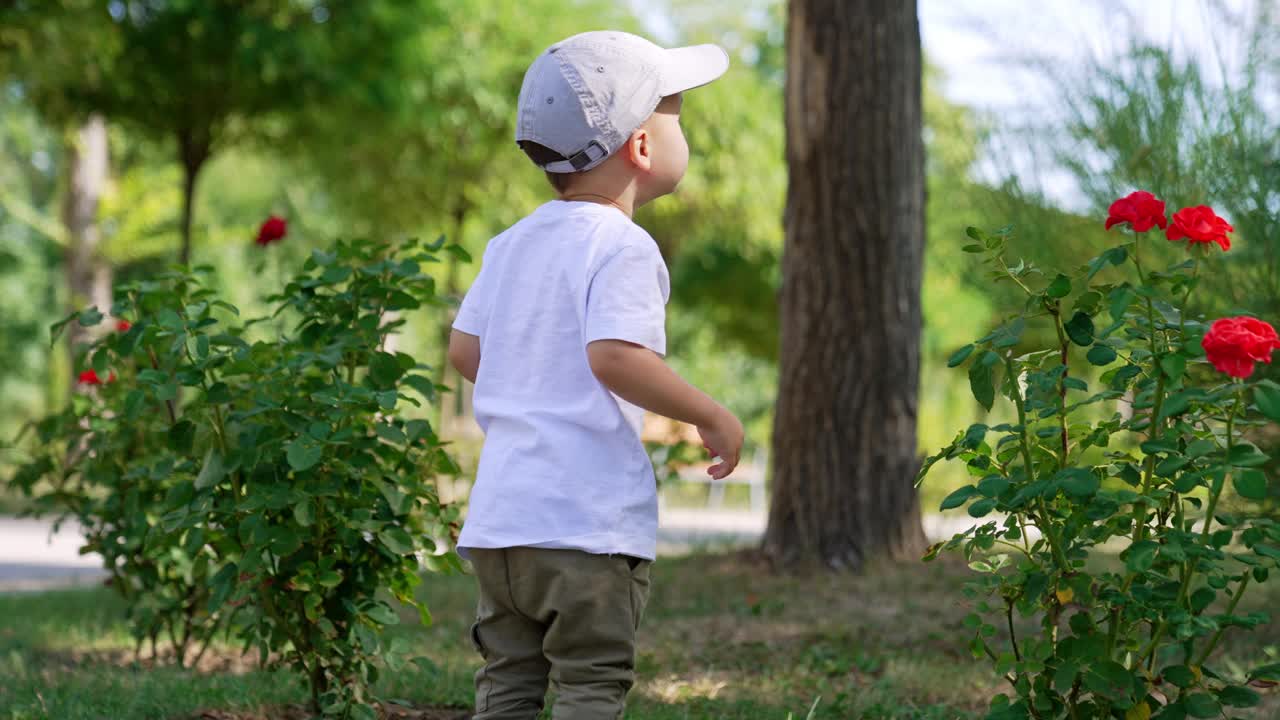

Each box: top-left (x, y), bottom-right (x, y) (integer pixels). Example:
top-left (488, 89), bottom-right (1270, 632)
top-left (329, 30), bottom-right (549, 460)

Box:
top-left (1201, 316), bottom-right (1279, 378)
top-left (1105, 191), bottom-right (1168, 233)
top-left (77, 369), bottom-right (116, 385)
top-left (255, 215), bottom-right (288, 246)
top-left (116, 319), bottom-right (132, 332)
top-left (1165, 205), bottom-right (1233, 251)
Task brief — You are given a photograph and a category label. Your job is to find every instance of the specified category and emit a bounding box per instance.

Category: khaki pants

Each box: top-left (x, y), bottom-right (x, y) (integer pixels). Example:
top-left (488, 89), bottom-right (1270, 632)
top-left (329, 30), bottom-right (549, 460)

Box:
top-left (467, 547), bottom-right (652, 719)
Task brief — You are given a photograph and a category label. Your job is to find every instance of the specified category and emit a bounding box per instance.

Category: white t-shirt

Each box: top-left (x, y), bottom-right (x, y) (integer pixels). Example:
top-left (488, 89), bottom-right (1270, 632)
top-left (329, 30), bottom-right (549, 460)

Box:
top-left (452, 200), bottom-right (670, 561)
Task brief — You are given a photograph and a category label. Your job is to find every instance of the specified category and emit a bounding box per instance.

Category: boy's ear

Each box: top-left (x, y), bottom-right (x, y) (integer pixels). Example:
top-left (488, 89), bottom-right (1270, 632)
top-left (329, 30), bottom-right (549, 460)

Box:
top-left (625, 128), bottom-right (652, 172)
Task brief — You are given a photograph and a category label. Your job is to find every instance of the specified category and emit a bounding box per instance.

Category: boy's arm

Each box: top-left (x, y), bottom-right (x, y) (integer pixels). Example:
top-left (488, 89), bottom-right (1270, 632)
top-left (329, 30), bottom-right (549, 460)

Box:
top-left (587, 339), bottom-right (743, 479)
top-left (448, 330), bottom-right (481, 384)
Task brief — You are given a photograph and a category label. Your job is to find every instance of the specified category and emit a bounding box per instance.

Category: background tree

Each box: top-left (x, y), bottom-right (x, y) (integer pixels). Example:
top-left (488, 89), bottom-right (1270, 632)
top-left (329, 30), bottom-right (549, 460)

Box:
top-left (763, 0), bottom-right (929, 570)
top-left (1, 0), bottom-right (442, 266)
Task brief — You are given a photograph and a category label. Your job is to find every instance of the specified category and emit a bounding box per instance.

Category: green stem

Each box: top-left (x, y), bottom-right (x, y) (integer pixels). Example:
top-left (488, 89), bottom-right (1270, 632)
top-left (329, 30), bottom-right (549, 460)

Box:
top-left (1200, 389), bottom-right (1243, 543)
top-left (1177, 259), bottom-right (1199, 342)
top-left (1005, 355), bottom-right (1069, 571)
top-left (1052, 308), bottom-right (1070, 468)
top-left (1194, 574), bottom-right (1251, 666)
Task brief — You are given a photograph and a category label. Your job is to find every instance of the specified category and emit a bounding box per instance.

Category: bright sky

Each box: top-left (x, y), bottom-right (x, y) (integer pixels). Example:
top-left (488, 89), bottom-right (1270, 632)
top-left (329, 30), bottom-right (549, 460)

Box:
top-left (919, 0), bottom-right (1255, 111)
top-left (631, 0), bottom-right (1265, 208)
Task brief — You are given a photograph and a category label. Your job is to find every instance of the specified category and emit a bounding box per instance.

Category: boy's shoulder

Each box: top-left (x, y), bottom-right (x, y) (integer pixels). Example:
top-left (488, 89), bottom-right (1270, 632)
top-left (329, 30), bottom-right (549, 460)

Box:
top-left (490, 202), bottom-right (658, 258)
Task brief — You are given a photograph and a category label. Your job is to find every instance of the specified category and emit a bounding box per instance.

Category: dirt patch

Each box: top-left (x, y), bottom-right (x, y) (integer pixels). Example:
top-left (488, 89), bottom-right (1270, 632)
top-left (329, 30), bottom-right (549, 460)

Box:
top-left (31, 643), bottom-right (272, 675)
top-left (188, 703), bottom-right (470, 720)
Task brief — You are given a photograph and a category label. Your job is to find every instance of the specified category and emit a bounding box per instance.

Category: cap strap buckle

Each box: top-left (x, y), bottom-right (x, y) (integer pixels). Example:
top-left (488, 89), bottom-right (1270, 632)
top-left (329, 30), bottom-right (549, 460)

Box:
top-left (543, 140), bottom-right (608, 173)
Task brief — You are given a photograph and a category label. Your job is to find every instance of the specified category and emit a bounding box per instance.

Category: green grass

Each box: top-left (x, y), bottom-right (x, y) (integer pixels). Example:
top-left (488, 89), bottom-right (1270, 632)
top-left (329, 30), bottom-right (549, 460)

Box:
top-left (2, 552), bottom-right (1278, 719)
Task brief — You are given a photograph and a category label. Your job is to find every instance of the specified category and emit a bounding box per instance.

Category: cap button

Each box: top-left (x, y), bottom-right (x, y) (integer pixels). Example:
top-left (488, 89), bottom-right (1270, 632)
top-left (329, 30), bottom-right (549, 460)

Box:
top-left (596, 66), bottom-right (605, 73)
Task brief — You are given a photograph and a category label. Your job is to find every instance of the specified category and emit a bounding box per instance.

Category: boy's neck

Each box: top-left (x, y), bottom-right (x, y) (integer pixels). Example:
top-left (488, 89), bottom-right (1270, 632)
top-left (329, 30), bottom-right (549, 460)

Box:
top-left (560, 191), bottom-right (634, 218)
top-left (557, 168), bottom-right (645, 218)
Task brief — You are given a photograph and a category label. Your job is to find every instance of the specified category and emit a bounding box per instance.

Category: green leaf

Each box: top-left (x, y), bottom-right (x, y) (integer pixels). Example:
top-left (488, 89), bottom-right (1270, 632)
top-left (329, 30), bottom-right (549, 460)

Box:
top-left (205, 382), bottom-right (232, 404)
top-left (1233, 469), bottom-right (1268, 500)
top-left (378, 527), bottom-right (415, 555)
top-left (1186, 439), bottom-right (1217, 458)
top-left (319, 265), bottom-right (352, 284)
top-left (1084, 660), bottom-right (1135, 702)
top-left (1162, 665), bottom-right (1197, 688)
top-left (1087, 345), bottom-right (1118, 366)
top-left (1255, 381), bottom-right (1280, 423)
top-left (1087, 247), bottom-right (1124, 280)
top-left (1126, 540), bottom-right (1159, 573)
top-left (968, 498), bottom-right (997, 518)
top-left (1064, 311), bottom-right (1095, 347)
top-left (286, 439), bottom-right (323, 472)
top-left (364, 602), bottom-right (400, 626)
top-left (1248, 662), bottom-right (1280, 682)
top-left (1183, 693), bottom-right (1220, 718)
top-left (168, 420), bottom-right (197, 455)
top-left (401, 374), bottom-right (438, 402)
top-left (376, 422), bottom-right (407, 445)
top-left (369, 351), bottom-right (405, 389)
top-left (1161, 354), bottom-right (1187, 380)
top-left (940, 485), bottom-right (978, 511)
top-left (77, 307), bottom-right (104, 327)
top-left (195, 448), bottom-right (225, 490)
top-left (445, 243), bottom-right (472, 262)
top-left (977, 475), bottom-right (1010, 498)
top-left (1108, 285), bottom-right (1134, 320)
top-left (993, 318), bottom-right (1026, 349)
top-left (961, 243), bottom-right (984, 253)
top-left (316, 570), bottom-right (343, 588)
top-left (157, 308), bottom-right (184, 331)
top-left (1059, 468), bottom-right (1100, 498)
top-left (1217, 685), bottom-right (1260, 708)
top-left (293, 499), bottom-right (315, 527)
top-left (1227, 442), bottom-right (1270, 468)
top-left (1046, 274), bottom-right (1071, 299)
top-left (969, 354), bottom-right (996, 411)
top-left (1156, 456), bottom-right (1191, 477)
top-left (947, 344), bottom-right (975, 368)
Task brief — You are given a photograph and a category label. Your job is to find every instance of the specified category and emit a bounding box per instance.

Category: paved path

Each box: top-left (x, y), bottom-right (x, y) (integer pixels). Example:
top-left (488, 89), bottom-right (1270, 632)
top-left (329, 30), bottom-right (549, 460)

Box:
top-left (0, 510), bottom-right (1014, 592)
top-left (0, 517), bottom-right (108, 592)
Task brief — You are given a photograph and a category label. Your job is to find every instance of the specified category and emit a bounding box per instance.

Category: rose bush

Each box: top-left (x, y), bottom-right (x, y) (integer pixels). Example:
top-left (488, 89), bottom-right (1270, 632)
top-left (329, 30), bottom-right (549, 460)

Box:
top-left (14, 235), bottom-right (467, 718)
top-left (920, 192), bottom-right (1280, 719)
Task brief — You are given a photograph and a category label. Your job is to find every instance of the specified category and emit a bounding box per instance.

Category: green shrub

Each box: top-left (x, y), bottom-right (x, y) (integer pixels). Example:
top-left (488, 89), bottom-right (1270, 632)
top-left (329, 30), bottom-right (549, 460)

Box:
top-left (919, 195), bottom-right (1280, 719)
top-left (14, 235), bottom-right (466, 718)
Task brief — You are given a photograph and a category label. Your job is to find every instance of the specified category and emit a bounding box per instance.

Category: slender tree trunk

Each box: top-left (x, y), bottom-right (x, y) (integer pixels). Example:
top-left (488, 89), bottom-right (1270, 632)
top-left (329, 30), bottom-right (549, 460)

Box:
top-left (177, 130), bottom-right (210, 267)
top-left (763, 0), bottom-right (928, 571)
top-left (63, 113), bottom-right (112, 369)
top-left (437, 205), bottom-right (467, 430)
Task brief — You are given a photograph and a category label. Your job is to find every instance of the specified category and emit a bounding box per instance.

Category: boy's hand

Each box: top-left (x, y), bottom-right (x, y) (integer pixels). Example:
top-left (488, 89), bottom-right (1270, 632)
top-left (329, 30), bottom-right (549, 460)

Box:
top-left (697, 407), bottom-right (743, 480)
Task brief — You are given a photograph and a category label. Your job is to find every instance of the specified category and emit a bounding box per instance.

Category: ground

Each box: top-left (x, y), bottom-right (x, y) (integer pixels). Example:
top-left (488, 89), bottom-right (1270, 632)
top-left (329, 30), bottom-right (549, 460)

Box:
top-left (1, 551), bottom-right (1278, 719)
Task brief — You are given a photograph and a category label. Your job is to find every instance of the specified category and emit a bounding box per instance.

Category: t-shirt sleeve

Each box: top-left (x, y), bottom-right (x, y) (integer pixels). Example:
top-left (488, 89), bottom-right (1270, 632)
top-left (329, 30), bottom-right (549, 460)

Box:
top-left (452, 259), bottom-right (493, 337)
top-left (584, 243), bottom-right (670, 355)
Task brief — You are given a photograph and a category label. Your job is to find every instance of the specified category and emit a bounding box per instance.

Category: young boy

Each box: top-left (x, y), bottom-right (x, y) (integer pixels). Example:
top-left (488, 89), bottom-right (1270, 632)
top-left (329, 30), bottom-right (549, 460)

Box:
top-left (447, 30), bottom-right (744, 719)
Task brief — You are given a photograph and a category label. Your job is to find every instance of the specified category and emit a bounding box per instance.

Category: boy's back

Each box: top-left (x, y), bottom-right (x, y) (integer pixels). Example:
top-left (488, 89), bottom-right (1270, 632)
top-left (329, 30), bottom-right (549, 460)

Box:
top-left (455, 199), bottom-right (670, 560)
top-left (446, 29), bottom-right (742, 719)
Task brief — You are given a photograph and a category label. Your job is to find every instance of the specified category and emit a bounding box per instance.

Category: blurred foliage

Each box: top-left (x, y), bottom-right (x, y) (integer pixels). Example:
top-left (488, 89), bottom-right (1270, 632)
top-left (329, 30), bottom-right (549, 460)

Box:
top-left (9, 0), bottom-right (1273, 520)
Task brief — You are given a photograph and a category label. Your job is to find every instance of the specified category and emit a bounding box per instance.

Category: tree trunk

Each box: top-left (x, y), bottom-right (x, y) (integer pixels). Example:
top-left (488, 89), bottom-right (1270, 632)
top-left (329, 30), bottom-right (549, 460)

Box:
top-left (177, 129), bottom-right (210, 266)
top-left (436, 205), bottom-right (467, 431)
top-left (64, 113), bottom-right (112, 369)
top-left (763, 0), bottom-right (928, 571)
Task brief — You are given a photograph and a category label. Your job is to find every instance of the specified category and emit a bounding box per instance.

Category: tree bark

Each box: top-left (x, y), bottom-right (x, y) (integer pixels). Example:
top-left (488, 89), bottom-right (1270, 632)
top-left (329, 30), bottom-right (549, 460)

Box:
top-left (177, 129), bottom-right (211, 267)
top-left (63, 113), bottom-right (111, 369)
top-left (763, 0), bottom-right (928, 571)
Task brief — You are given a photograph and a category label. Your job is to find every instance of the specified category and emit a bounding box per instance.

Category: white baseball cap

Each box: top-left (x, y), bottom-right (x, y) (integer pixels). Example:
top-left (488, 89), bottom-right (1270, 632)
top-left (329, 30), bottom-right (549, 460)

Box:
top-left (515, 31), bottom-right (730, 174)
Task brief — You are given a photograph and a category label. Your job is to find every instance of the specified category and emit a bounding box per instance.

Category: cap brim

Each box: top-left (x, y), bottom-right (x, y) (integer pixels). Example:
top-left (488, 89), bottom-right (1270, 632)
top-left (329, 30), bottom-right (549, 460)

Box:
top-left (659, 44), bottom-right (730, 96)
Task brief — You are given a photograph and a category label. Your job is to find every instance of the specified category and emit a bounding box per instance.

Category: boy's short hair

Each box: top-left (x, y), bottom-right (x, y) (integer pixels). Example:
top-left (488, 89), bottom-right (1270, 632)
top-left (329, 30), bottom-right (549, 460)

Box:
top-left (518, 140), bottom-right (573, 193)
